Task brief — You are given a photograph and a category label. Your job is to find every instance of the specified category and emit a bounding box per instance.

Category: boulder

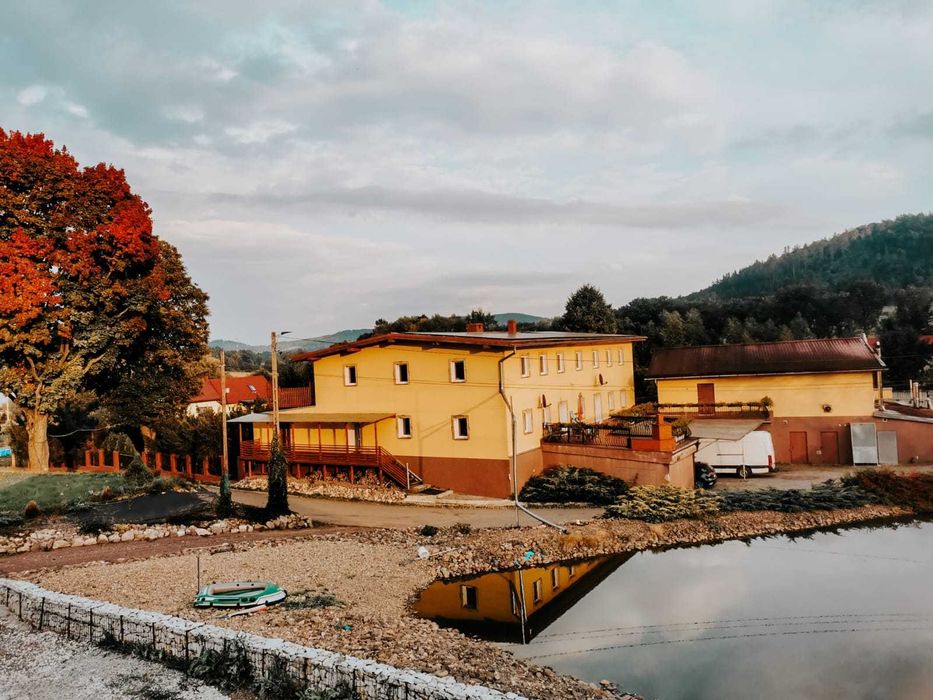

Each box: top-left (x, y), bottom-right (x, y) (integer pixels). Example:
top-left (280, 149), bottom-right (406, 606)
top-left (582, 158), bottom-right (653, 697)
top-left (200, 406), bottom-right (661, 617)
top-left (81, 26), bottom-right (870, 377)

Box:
top-left (52, 539), bottom-right (70, 550)
top-left (120, 531), bottom-right (136, 542)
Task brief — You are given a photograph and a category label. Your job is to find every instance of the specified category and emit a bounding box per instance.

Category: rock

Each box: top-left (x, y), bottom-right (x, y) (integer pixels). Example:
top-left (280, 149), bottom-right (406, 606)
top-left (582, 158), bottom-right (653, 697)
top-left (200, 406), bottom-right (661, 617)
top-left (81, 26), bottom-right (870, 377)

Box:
top-left (175, 529), bottom-right (187, 537)
top-left (143, 529), bottom-right (159, 541)
top-left (209, 522), bottom-right (226, 534)
top-left (108, 534), bottom-right (121, 543)
top-left (120, 531), bottom-right (135, 542)
top-left (51, 539), bottom-right (70, 550)
top-left (194, 527), bottom-right (211, 537)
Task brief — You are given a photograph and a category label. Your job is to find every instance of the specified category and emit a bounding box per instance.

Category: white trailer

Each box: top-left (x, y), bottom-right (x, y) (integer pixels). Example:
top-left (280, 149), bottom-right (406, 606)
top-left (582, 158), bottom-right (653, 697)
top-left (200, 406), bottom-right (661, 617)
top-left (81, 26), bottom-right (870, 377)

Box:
top-left (689, 419), bottom-right (776, 478)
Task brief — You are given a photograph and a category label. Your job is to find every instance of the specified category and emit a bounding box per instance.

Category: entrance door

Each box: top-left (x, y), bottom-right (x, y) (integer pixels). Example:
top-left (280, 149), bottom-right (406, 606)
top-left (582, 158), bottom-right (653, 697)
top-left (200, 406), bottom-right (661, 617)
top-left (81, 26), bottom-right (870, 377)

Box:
top-left (697, 383), bottom-right (716, 414)
top-left (789, 431), bottom-right (809, 464)
top-left (819, 431), bottom-right (838, 464)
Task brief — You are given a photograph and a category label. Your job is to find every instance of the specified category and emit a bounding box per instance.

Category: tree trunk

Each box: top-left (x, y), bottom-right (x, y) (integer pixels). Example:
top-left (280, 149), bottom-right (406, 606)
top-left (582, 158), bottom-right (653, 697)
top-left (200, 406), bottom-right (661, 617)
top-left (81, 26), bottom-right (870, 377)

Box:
top-left (26, 411), bottom-right (50, 471)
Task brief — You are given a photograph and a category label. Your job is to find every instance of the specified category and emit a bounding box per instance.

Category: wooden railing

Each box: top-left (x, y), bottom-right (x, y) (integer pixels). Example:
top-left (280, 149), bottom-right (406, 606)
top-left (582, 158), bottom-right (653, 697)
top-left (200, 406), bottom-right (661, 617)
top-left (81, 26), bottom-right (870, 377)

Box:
top-left (238, 441), bottom-right (421, 488)
top-left (656, 402), bottom-right (771, 418)
top-left (48, 449), bottom-right (222, 484)
top-left (543, 417), bottom-right (689, 448)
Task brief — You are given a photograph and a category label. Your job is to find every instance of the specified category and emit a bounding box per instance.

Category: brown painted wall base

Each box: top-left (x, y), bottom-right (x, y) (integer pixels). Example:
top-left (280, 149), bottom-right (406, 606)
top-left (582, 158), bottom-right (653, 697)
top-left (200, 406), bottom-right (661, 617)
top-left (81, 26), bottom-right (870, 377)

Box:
top-left (540, 442), bottom-right (697, 489)
top-left (395, 454), bottom-right (515, 498)
top-left (764, 415), bottom-right (933, 465)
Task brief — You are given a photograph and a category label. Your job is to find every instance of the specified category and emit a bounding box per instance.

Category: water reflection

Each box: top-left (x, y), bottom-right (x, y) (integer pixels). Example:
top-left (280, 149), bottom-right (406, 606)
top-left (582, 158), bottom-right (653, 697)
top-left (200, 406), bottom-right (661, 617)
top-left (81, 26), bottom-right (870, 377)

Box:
top-left (412, 554), bottom-right (634, 643)
top-left (415, 521), bottom-right (933, 699)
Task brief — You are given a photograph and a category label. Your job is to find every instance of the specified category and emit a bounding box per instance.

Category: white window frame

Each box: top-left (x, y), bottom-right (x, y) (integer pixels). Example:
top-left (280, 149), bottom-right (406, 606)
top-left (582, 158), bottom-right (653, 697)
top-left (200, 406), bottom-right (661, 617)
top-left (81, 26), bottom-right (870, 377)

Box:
top-left (452, 415), bottom-right (469, 440)
top-left (551, 568), bottom-right (560, 590)
top-left (394, 361), bottom-right (409, 385)
top-left (620, 389), bottom-right (629, 408)
top-left (575, 351), bottom-right (583, 370)
top-left (605, 349), bottom-right (612, 366)
top-left (618, 348), bottom-right (625, 365)
top-left (569, 564), bottom-right (577, 578)
top-left (396, 415), bottom-right (412, 439)
top-left (539, 354), bottom-right (548, 375)
top-left (558, 401), bottom-right (569, 423)
top-left (460, 585), bottom-right (478, 609)
top-left (594, 393), bottom-right (603, 422)
top-left (556, 353), bottom-right (565, 373)
top-left (592, 350), bottom-right (599, 368)
top-left (532, 578), bottom-right (543, 603)
top-left (543, 404), bottom-right (552, 426)
top-left (523, 409), bottom-right (534, 434)
top-left (343, 365), bottom-right (357, 386)
top-left (450, 359), bottom-right (466, 383)
top-left (520, 355), bottom-right (531, 378)
top-left (608, 392), bottom-right (616, 412)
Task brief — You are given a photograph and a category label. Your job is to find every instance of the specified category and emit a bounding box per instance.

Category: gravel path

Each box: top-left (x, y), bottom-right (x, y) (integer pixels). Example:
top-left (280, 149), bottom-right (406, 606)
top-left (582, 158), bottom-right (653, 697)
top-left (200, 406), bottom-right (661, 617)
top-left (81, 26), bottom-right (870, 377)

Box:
top-left (0, 606), bottom-right (228, 700)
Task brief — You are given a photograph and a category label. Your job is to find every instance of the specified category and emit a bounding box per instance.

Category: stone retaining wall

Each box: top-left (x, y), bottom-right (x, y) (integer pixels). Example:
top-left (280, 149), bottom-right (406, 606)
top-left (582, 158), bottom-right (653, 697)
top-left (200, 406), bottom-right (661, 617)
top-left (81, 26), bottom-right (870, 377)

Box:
top-left (0, 578), bottom-right (523, 700)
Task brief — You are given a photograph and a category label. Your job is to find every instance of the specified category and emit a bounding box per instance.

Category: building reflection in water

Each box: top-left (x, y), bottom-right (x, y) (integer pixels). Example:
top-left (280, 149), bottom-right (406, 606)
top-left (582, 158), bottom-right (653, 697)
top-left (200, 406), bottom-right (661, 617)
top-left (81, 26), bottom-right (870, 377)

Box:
top-left (412, 553), bottom-right (634, 644)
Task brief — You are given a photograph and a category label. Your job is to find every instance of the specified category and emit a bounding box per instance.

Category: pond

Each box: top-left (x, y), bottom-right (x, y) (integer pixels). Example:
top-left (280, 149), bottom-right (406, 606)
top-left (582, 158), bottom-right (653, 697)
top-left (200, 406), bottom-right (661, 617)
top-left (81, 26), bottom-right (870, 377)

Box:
top-left (414, 520), bottom-right (933, 699)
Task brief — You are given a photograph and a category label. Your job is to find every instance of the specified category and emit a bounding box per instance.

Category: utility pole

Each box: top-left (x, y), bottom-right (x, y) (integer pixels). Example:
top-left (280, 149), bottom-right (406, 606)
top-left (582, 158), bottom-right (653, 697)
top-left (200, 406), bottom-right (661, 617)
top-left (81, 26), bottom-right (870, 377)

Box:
top-left (220, 349), bottom-right (229, 479)
top-left (271, 331), bottom-right (281, 440)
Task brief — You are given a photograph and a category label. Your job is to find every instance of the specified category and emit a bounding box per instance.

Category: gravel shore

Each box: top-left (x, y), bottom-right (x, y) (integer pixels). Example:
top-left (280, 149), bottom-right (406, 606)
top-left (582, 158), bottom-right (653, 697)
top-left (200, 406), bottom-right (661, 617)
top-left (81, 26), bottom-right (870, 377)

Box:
top-left (22, 503), bottom-right (910, 700)
top-left (0, 606), bottom-right (229, 700)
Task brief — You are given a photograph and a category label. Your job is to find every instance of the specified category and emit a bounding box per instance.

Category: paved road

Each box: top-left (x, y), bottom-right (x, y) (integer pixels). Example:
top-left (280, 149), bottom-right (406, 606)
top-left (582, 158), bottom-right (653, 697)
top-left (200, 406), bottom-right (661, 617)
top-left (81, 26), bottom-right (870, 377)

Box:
top-left (712, 463), bottom-right (933, 492)
top-left (229, 488), bottom-right (602, 528)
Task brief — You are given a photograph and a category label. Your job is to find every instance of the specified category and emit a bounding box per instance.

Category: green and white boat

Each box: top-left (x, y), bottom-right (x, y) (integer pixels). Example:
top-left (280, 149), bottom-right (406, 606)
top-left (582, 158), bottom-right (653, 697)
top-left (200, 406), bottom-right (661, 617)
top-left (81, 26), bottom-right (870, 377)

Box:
top-left (193, 580), bottom-right (287, 608)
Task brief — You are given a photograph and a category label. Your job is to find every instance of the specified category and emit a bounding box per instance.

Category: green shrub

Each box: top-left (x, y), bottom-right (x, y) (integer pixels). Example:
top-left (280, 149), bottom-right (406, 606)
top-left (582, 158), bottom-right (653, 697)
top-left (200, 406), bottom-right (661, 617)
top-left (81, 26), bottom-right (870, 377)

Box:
top-left (841, 468), bottom-right (933, 513)
top-left (266, 436), bottom-right (290, 517)
top-left (187, 639), bottom-right (253, 691)
top-left (720, 481), bottom-right (876, 513)
top-left (520, 466), bottom-right (629, 505)
top-left (123, 453), bottom-right (153, 487)
top-left (216, 471), bottom-right (234, 518)
top-left (419, 524), bottom-right (439, 536)
top-left (603, 484), bottom-right (721, 523)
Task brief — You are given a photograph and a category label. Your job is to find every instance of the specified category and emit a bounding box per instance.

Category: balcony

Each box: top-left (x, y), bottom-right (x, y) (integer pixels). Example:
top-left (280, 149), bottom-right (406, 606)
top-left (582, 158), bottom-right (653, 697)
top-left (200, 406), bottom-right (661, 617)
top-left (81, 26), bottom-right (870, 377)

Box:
top-left (543, 416), bottom-right (689, 451)
top-left (655, 401), bottom-right (771, 420)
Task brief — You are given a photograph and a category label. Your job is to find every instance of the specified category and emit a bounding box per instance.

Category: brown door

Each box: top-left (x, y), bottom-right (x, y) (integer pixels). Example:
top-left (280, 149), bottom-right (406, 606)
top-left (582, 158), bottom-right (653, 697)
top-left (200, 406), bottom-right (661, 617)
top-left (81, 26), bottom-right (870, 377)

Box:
top-left (789, 431), bottom-right (809, 464)
top-left (819, 431), bottom-right (839, 465)
top-left (697, 383), bottom-right (716, 414)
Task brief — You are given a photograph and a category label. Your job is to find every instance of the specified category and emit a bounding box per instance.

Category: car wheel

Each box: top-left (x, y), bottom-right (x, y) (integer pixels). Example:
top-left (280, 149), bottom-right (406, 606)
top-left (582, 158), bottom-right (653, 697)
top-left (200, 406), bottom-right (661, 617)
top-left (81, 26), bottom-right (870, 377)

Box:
top-left (737, 465), bottom-right (749, 479)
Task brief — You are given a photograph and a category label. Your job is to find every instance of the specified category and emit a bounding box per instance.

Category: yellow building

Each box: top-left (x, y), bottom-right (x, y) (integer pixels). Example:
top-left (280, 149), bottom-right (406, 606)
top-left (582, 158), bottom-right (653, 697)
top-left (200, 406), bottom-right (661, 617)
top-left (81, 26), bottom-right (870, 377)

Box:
top-left (648, 337), bottom-right (886, 465)
top-left (235, 321), bottom-right (643, 497)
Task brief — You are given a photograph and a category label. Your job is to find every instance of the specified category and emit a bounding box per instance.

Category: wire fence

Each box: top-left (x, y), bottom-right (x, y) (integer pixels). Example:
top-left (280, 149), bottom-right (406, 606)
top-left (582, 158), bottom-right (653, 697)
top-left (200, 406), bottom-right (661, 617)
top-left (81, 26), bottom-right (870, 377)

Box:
top-left (1, 579), bottom-right (514, 700)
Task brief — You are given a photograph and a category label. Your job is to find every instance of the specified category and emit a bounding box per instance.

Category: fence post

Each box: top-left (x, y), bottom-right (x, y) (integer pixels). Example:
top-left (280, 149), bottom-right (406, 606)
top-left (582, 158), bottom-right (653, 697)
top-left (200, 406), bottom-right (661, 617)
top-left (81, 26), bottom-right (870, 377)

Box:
top-left (98, 448), bottom-right (105, 468)
top-left (85, 450), bottom-right (92, 468)
top-left (170, 454), bottom-right (178, 473)
top-left (185, 455), bottom-right (192, 477)
top-left (112, 450), bottom-right (120, 470)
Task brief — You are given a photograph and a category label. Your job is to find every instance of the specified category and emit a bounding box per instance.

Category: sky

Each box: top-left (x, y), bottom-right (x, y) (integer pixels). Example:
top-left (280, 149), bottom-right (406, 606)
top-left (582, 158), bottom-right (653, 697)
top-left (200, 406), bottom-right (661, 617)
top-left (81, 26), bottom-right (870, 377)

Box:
top-left (2, 1), bottom-right (932, 344)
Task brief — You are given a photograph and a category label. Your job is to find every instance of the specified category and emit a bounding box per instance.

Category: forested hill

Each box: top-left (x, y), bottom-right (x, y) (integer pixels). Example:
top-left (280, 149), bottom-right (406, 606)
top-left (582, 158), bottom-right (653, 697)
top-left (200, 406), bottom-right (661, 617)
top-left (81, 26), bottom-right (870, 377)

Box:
top-left (696, 213), bottom-right (933, 299)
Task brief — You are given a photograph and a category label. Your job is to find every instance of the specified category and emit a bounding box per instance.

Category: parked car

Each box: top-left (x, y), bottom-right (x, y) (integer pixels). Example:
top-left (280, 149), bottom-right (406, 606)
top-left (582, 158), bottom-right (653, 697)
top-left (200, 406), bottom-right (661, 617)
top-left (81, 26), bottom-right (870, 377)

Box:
top-left (694, 461), bottom-right (718, 489)
top-left (694, 430), bottom-right (776, 478)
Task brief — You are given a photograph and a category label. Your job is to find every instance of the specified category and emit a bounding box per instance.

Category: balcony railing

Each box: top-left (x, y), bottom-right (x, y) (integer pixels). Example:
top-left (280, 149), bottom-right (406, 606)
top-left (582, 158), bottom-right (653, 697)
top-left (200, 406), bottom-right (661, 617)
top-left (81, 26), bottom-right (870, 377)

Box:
top-left (543, 416), bottom-right (688, 448)
top-left (655, 402), bottom-right (771, 419)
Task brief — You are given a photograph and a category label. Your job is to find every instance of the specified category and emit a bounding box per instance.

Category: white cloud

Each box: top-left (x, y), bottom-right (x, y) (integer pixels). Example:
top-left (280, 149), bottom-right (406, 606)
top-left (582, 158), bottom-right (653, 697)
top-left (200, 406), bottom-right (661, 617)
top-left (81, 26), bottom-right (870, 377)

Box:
top-left (224, 119), bottom-right (296, 144)
top-left (164, 105), bottom-right (204, 123)
top-left (17, 84), bottom-right (47, 106)
top-left (64, 102), bottom-right (89, 119)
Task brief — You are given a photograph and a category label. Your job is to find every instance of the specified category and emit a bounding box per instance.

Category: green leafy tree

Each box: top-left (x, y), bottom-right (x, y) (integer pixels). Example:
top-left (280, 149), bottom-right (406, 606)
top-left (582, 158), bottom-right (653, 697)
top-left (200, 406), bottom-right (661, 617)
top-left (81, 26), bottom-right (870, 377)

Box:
top-left (216, 472), bottom-right (234, 518)
top-left (683, 308), bottom-right (710, 345)
top-left (659, 310), bottom-right (686, 346)
top-left (722, 317), bottom-right (753, 344)
top-left (561, 285), bottom-right (618, 333)
top-left (265, 434), bottom-right (290, 516)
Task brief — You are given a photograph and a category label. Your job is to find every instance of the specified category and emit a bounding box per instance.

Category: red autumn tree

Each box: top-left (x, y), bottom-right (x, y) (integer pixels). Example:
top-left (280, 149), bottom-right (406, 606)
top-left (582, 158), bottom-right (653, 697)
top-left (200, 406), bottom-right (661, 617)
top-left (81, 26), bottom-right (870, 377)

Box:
top-left (0, 129), bottom-right (207, 469)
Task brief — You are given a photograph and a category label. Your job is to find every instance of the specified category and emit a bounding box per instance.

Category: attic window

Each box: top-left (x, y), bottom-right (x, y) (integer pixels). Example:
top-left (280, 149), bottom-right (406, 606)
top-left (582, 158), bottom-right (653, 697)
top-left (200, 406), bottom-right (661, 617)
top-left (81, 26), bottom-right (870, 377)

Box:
top-left (343, 365), bottom-right (357, 386)
top-left (450, 359), bottom-right (466, 383)
top-left (247, 384), bottom-right (257, 392)
top-left (394, 362), bottom-right (409, 385)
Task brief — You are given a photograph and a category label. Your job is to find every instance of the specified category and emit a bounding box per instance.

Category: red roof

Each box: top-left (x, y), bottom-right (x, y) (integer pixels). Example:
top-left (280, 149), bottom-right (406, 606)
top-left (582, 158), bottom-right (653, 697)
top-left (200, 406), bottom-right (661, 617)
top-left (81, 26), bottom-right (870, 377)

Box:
top-left (190, 375), bottom-right (271, 404)
top-left (647, 337), bottom-right (884, 379)
top-left (291, 330), bottom-right (644, 362)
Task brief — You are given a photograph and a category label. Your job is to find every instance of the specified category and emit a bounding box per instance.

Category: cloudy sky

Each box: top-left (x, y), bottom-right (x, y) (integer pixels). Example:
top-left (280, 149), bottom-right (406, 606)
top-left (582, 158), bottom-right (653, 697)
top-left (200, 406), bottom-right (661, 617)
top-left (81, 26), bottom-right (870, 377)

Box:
top-left (3, 1), bottom-right (932, 343)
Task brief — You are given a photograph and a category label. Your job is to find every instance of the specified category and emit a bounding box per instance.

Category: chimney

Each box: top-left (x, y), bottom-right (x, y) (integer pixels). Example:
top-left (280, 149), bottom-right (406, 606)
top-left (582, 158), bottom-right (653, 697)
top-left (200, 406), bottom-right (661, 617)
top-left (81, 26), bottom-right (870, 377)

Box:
top-left (507, 319), bottom-right (518, 336)
top-left (466, 322), bottom-right (485, 333)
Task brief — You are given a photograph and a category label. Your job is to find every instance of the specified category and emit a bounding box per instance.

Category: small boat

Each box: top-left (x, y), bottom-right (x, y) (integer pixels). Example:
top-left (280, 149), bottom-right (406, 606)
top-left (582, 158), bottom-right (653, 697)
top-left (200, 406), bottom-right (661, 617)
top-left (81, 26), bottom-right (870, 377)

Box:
top-left (193, 580), bottom-right (287, 608)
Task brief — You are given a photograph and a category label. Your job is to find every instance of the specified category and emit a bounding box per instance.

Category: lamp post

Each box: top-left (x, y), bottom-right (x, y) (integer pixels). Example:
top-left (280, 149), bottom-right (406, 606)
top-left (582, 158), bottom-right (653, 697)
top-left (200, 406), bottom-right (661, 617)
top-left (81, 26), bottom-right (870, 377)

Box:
top-left (220, 349), bottom-right (228, 479)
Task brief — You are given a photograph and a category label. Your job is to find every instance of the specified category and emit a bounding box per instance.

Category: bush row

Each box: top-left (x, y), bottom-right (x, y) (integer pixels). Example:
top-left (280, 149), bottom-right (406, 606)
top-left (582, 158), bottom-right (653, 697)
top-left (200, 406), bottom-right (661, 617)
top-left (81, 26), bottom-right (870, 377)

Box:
top-left (519, 466), bottom-right (629, 505)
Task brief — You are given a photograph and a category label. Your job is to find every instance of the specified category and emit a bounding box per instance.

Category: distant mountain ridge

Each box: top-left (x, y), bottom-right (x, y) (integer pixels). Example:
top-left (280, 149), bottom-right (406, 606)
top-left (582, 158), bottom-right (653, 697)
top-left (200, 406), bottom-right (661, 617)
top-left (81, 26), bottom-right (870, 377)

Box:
top-left (694, 213), bottom-right (933, 300)
top-left (210, 312), bottom-right (546, 352)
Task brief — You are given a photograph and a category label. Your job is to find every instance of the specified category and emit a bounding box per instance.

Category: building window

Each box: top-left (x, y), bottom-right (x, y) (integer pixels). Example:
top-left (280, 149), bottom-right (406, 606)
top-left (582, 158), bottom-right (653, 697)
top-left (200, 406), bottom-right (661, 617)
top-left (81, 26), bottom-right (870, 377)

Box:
top-left (543, 405), bottom-right (552, 426)
top-left (618, 348), bottom-right (625, 365)
top-left (608, 392), bottom-right (616, 412)
top-left (594, 394), bottom-right (603, 422)
top-left (569, 564), bottom-right (577, 578)
top-left (452, 415), bottom-right (469, 439)
top-left (551, 568), bottom-right (560, 590)
top-left (605, 349), bottom-right (612, 366)
top-left (521, 355), bottom-right (531, 378)
top-left (556, 353), bottom-right (565, 373)
top-left (558, 401), bottom-right (569, 423)
top-left (575, 351), bottom-right (583, 370)
top-left (592, 350), bottom-right (599, 368)
top-left (394, 362), bottom-right (409, 385)
top-left (343, 365), bottom-right (357, 386)
top-left (460, 585), bottom-right (478, 609)
top-left (539, 354), bottom-right (548, 375)
top-left (620, 389), bottom-right (628, 407)
top-left (450, 359), bottom-right (466, 383)
top-left (397, 416), bottom-right (412, 438)
top-left (523, 409), bottom-right (534, 434)
top-left (532, 578), bottom-right (543, 603)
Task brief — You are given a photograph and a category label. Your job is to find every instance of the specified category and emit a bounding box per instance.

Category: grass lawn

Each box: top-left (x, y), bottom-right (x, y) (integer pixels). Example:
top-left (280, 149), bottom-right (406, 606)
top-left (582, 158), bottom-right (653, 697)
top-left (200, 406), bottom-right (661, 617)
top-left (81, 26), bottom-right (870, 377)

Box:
top-left (0, 472), bottom-right (127, 514)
